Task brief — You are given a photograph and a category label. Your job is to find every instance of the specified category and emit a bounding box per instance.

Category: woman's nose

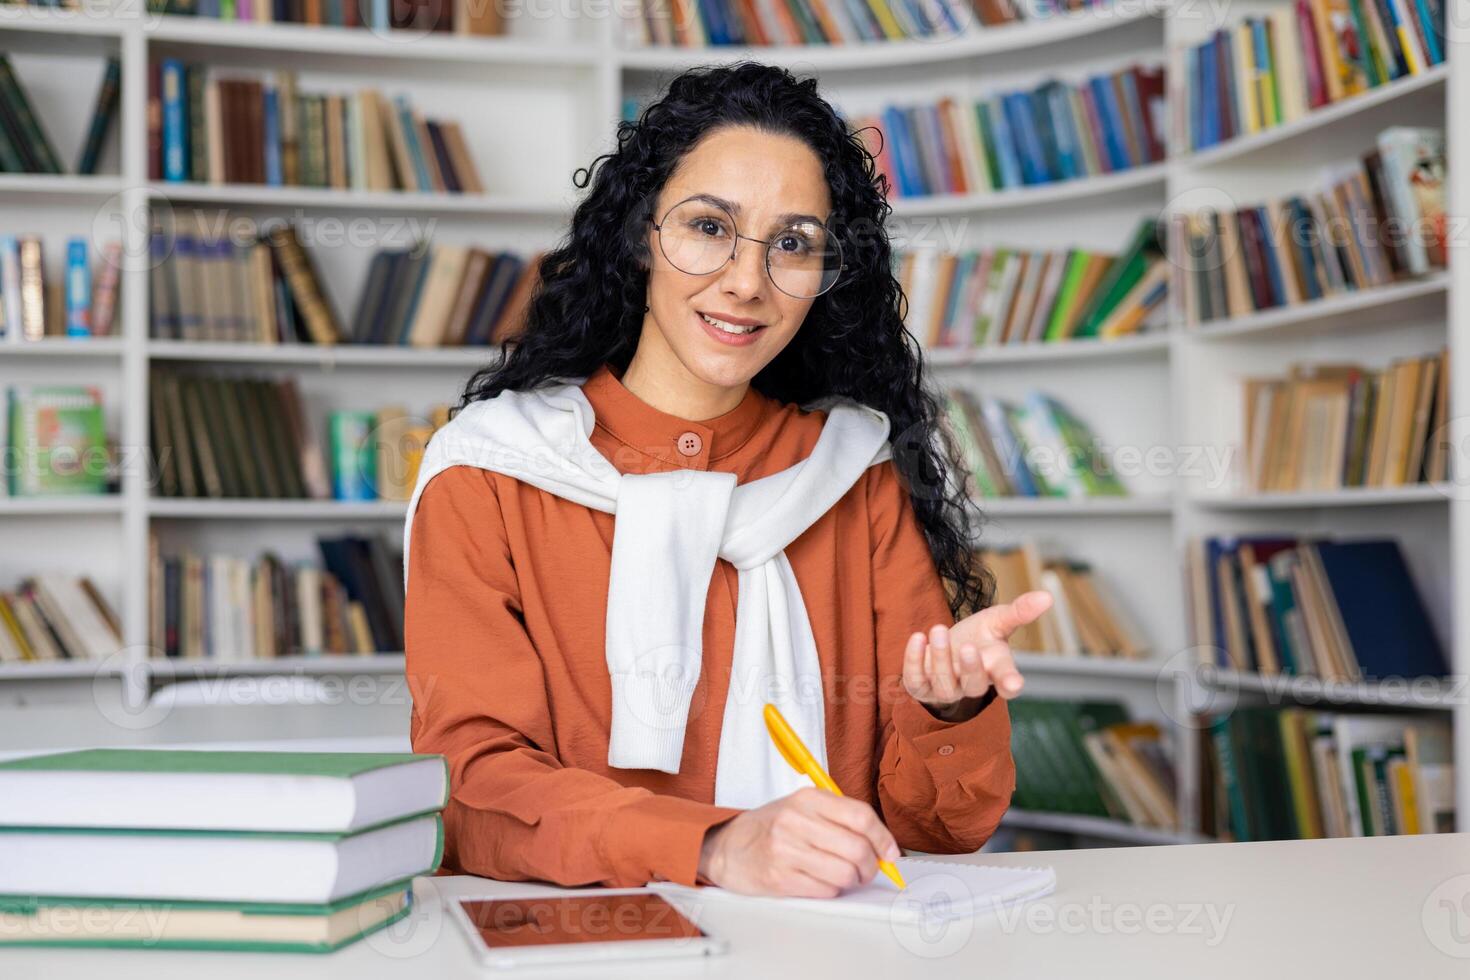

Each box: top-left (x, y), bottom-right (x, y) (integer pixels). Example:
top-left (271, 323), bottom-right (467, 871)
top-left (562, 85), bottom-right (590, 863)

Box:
top-left (717, 236), bottom-right (768, 299)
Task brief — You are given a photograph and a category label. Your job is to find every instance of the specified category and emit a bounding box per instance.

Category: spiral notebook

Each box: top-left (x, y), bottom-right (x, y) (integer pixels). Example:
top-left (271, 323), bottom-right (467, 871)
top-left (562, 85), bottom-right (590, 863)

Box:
top-left (652, 858), bottom-right (1055, 924)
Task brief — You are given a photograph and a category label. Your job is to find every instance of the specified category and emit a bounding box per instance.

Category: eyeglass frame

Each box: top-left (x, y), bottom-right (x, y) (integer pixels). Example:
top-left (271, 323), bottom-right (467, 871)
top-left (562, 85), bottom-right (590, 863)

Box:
top-left (646, 194), bottom-right (848, 299)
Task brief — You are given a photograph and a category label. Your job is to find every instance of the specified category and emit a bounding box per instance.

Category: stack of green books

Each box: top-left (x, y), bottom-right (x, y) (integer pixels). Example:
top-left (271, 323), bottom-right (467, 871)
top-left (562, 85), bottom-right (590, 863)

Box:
top-left (0, 748), bottom-right (449, 953)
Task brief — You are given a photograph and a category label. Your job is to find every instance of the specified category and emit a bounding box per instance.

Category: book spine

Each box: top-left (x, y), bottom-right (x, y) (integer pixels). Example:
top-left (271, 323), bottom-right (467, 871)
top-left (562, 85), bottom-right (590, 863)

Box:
top-left (65, 239), bottom-right (91, 339)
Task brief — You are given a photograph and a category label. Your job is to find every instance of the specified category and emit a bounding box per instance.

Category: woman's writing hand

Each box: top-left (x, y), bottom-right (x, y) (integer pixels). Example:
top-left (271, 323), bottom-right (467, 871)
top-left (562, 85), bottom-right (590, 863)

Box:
top-left (696, 787), bottom-right (900, 898)
top-left (902, 590), bottom-right (1053, 720)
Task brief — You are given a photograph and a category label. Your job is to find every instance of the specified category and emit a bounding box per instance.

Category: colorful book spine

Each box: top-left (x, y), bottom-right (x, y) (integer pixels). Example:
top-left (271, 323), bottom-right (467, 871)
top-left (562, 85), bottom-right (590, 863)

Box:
top-left (64, 239), bottom-right (91, 338)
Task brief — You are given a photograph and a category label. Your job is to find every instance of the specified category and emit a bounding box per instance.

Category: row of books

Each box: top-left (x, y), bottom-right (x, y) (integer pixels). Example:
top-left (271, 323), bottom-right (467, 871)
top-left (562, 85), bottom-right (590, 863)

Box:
top-left (148, 214), bottom-right (539, 346)
top-left (0, 236), bottom-right (122, 341)
top-left (624, 0), bottom-right (1117, 47)
top-left (1202, 709), bottom-right (1453, 841)
top-left (148, 367), bottom-right (448, 501)
top-left (349, 242), bottom-right (539, 347)
top-left (148, 533), bottom-right (406, 660)
top-left (1009, 698), bottom-right (1178, 830)
top-left (0, 750), bottom-right (446, 952)
top-left (1242, 351), bottom-right (1450, 494)
top-left (903, 219), bottom-right (1167, 350)
top-left (148, 0), bottom-right (506, 33)
top-left (326, 405), bottom-right (446, 502)
top-left (1179, 0), bottom-right (1446, 155)
top-left (0, 574), bottom-right (122, 662)
top-left (0, 55), bottom-right (119, 175)
top-left (850, 63), bottom-right (1165, 198)
top-left (1185, 536), bottom-right (1445, 681)
top-left (4, 386), bottom-right (110, 497)
top-left (973, 541), bottom-right (1145, 658)
top-left (150, 61), bottom-right (484, 192)
top-left (1178, 127), bottom-right (1446, 326)
top-left (942, 387), bottom-right (1126, 499)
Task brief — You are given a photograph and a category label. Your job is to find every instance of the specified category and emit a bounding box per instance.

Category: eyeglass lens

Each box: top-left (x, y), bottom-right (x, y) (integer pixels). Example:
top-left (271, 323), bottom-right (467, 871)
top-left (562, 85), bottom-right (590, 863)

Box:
top-left (656, 198), bottom-right (842, 298)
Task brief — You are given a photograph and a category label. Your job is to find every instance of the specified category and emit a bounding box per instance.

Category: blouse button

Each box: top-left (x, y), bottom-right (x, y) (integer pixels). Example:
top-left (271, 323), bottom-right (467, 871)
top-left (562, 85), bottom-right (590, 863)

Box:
top-left (676, 431), bottom-right (703, 457)
top-left (937, 744), bottom-right (955, 756)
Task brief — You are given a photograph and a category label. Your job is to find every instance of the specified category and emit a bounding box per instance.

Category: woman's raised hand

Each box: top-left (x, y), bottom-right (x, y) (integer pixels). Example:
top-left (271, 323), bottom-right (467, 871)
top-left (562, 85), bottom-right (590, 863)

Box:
top-left (901, 590), bottom-right (1053, 718)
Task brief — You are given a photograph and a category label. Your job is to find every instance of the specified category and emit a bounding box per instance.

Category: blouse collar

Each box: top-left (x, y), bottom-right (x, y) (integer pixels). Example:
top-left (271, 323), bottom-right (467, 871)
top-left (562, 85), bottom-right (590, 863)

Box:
top-left (581, 361), bottom-right (769, 470)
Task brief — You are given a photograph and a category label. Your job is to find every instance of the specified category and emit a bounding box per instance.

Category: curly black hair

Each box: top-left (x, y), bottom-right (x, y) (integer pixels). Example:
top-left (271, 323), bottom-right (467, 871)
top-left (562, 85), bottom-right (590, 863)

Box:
top-left (460, 61), bottom-right (991, 617)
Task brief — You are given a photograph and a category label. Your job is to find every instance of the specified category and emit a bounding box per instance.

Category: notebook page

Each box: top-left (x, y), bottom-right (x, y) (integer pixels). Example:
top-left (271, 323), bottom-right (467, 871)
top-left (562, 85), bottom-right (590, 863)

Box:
top-left (652, 858), bottom-right (1055, 924)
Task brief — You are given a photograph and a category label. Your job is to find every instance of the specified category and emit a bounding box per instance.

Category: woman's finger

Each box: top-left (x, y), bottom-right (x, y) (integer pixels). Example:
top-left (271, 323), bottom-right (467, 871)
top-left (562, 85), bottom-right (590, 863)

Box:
top-left (926, 624), bottom-right (960, 703)
top-left (901, 631), bottom-right (929, 700)
top-left (979, 641), bottom-right (1025, 698)
top-left (978, 590), bottom-right (1055, 643)
top-left (955, 642), bottom-right (993, 699)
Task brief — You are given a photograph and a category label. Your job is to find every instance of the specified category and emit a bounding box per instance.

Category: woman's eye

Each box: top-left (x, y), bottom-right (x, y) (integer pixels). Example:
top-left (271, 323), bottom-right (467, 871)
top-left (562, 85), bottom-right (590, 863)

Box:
top-left (692, 218), bottom-right (727, 237)
top-left (777, 234), bottom-right (810, 254)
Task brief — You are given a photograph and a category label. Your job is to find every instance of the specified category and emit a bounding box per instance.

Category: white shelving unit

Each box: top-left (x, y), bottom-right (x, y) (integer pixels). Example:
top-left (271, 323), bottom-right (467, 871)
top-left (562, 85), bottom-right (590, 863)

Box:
top-left (0, 0), bottom-right (1461, 842)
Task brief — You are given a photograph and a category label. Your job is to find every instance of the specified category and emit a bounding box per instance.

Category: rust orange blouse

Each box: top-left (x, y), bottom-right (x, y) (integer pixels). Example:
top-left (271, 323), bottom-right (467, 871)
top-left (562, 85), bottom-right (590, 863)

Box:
top-left (404, 361), bottom-right (1014, 888)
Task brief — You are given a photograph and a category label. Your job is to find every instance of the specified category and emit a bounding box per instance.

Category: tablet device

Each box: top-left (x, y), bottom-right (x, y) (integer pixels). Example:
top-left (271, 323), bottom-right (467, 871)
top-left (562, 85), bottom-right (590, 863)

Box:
top-left (450, 888), bottom-right (728, 969)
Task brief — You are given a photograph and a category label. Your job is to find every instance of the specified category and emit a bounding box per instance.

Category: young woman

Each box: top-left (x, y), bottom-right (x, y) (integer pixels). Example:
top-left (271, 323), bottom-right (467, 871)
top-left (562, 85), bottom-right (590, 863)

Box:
top-left (403, 62), bottom-right (1051, 900)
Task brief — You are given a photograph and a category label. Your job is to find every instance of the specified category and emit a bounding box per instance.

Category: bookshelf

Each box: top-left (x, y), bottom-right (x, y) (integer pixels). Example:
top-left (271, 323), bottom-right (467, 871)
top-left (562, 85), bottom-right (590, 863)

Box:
top-left (0, 0), bottom-right (1462, 843)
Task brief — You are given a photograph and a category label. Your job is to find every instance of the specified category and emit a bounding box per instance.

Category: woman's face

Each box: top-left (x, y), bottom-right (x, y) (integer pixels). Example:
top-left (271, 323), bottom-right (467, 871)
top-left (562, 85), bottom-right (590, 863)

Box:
top-left (641, 124), bottom-right (832, 390)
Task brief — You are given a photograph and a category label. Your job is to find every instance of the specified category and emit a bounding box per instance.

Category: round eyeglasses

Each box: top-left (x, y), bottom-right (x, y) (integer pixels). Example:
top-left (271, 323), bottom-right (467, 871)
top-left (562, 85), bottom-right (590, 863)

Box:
top-left (649, 195), bottom-right (846, 299)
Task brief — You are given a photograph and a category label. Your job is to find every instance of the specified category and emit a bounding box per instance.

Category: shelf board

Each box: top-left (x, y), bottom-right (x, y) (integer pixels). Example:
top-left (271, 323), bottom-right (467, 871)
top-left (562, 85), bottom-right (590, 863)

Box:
top-left (0, 337), bottom-right (126, 359)
top-left (924, 332), bottom-right (1169, 367)
top-left (149, 181), bottom-right (569, 216)
top-left (147, 340), bottom-right (502, 368)
top-left (148, 498), bottom-right (408, 520)
top-left (1013, 651), bottom-right (1171, 681)
top-left (0, 659), bottom-right (127, 680)
top-left (1179, 65), bottom-right (1450, 170)
top-left (0, 6), bottom-right (125, 50)
top-left (887, 162), bottom-right (1167, 217)
top-left (0, 495), bottom-right (124, 516)
top-left (1000, 809), bottom-right (1211, 845)
top-left (618, 2), bottom-right (1164, 72)
top-left (1186, 274), bottom-right (1451, 341)
top-left (0, 173), bottom-right (126, 200)
top-left (1189, 484), bottom-right (1450, 510)
top-left (979, 495), bottom-right (1172, 517)
top-left (144, 16), bottom-right (602, 68)
top-left (1201, 668), bottom-right (1461, 711)
top-left (147, 654), bottom-right (407, 678)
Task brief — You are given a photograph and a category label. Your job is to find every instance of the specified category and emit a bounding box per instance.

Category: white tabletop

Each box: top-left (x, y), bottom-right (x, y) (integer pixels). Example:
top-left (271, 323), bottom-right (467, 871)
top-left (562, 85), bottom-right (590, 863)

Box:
top-left (3, 832), bottom-right (1469, 978)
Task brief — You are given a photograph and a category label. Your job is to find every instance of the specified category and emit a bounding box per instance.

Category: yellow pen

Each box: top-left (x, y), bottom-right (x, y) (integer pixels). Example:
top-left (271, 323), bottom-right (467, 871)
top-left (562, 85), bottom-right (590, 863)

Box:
top-left (762, 702), bottom-right (907, 891)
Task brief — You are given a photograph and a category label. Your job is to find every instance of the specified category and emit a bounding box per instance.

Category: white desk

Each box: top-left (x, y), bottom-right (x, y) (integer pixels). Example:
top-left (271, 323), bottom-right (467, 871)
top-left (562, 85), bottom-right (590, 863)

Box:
top-left (3, 833), bottom-right (1468, 978)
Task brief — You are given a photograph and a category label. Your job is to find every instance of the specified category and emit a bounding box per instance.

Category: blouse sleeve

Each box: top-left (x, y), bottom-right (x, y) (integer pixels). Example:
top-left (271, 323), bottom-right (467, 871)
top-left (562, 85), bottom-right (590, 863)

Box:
top-left (404, 465), bottom-right (741, 888)
top-left (865, 459), bottom-right (1016, 853)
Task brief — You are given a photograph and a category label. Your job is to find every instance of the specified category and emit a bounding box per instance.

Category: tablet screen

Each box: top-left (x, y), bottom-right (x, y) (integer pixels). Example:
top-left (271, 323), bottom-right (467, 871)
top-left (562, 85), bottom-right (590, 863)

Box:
top-left (458, 894), bottom-right (707, 949)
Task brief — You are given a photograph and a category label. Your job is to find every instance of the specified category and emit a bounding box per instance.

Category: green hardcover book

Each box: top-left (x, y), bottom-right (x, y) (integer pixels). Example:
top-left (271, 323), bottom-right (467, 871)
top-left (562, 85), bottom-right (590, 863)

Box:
top-left (1006, 702), bottom-right (1044, 810)
top-left (0, 95), bottom-right (29, 171)
top-left (1073, 219), bottom-right (1163, 337)
top-left (1210, 713), bottom-right (1251, 841)
top-left (186, 64), bottom-right (207, 184)
top-left (0, 55), bottom-right (62, 174)
top-left (973, 102), bottom-right (1001, 192)
top-left (6, 386), bottom-right (108, 496)
top-left (214, 377), bottom-right (265, 498)
top-left (0, 814), bottom-right (443, 906)
top-left (0, 877), bottom-right (413, 953)
top-left (1008, 701), bottom-right (1069, 812)
top-left (194, 376), bottom-right (244, 497)
top-left (1042, 252), bottom-right (1090, 342)
top-left (0, 748), bottom-right (449, 832)
top-left (1030, 701), bottom-right (1097, 815)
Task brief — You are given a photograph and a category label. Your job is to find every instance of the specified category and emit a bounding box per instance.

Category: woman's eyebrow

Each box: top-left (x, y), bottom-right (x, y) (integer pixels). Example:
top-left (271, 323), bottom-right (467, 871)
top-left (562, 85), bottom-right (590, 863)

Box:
top-left (687, 192), bottom-right (826, 227)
